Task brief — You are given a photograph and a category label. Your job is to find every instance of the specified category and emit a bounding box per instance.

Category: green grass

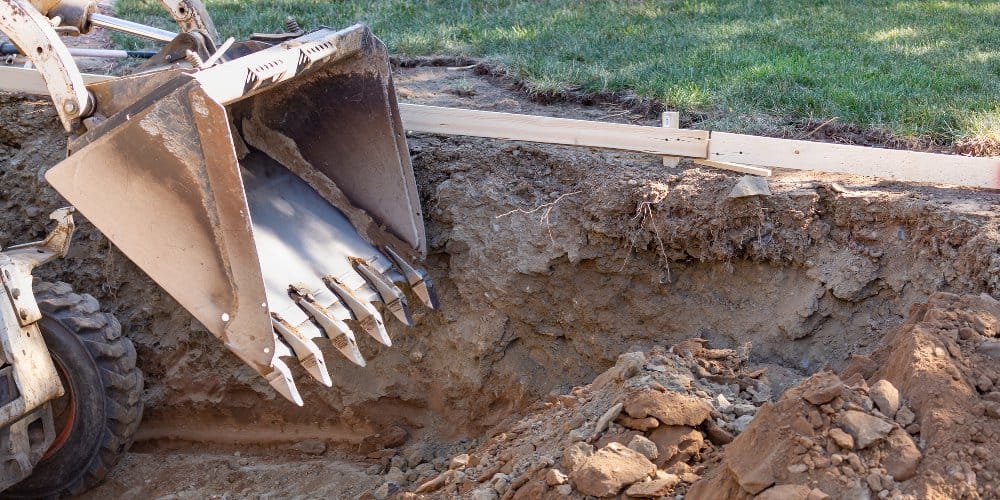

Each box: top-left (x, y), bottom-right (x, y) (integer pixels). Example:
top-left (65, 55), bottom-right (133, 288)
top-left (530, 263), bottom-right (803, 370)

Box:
top-left (113, 0), bottom-right (1000, 145)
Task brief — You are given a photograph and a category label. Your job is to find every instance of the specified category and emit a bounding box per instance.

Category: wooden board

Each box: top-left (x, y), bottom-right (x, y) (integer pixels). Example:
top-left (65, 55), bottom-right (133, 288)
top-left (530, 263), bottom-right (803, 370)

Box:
top-left (0, 66), bottom-right (113, 95)
top-left (398, 103), bottom-right (710, 158)
top-left (709, 131), bottom-right (1000, 189)
top-left (692, 158), bottom-right (772, 177)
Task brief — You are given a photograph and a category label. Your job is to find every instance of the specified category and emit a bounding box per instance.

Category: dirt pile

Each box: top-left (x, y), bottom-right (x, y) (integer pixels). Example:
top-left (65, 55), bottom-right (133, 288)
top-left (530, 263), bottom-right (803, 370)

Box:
top-left (400, 291), bottom-right (1000, 499)
top-left (384, 339), bottom-right (782, 499)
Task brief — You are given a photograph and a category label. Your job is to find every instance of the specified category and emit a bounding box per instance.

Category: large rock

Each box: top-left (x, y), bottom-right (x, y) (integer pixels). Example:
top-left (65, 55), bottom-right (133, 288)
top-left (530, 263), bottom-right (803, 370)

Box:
top-left (869, 380), bottom-right (901, 418)
top-left (883, 428), bottom-right (922, 481)
top-left (801, 372), bottom-right (843, 405)
top-left (569, 442), bottom-right (656, 497)
top-left (837, 410), bottom-right (893, 449)
top-left (624, 390), bottom-right (712, 426)
top-left (647, 426), bottom-right (704, 467)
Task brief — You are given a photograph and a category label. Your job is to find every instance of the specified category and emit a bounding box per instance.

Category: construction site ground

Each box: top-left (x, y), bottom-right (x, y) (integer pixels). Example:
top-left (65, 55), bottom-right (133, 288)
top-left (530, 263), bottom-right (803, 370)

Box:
top-left (2, 61), bottom-right (1000, 499)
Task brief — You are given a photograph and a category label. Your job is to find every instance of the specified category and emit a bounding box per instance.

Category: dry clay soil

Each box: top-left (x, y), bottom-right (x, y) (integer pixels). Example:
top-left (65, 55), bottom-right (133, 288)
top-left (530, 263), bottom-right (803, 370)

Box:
top-left (1, 63), bottom-right (1000, 499)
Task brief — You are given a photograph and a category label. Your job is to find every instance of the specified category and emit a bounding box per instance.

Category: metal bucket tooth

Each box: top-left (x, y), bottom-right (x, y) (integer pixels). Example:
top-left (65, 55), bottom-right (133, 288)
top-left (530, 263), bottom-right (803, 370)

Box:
top-left (324, 276), bottom-right (392, 347)
top-left (271, 314), bottom-right (332, 387)
top-left (353, 259), bottom-right (413, 326)
top-left (290, 287), bottom-right (366, 367)
top-left (267, 336), bottom-right (304, 406)
top-left (385, 246), bottom-right (439, 310)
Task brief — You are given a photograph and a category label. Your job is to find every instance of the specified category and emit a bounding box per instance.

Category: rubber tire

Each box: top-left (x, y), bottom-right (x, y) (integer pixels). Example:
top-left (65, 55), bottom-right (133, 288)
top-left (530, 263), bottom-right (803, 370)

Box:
top-left (4, 281), bottom-right (143, 498)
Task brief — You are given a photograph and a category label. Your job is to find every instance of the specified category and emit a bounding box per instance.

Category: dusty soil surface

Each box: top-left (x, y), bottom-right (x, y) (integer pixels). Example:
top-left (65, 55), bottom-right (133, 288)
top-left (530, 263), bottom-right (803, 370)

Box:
top-left (1, 59), bottom-right (1000, 498)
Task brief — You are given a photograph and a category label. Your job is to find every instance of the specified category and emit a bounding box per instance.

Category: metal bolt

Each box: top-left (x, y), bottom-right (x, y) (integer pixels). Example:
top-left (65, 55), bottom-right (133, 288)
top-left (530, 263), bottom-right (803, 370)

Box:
top-left (17, 308), bottom-right (28, 321)
top-left (284, 16), bottom-right (301, 33)
top-left (62, 100), bottom-right (78, 114)
top-left (10, 288), bottom-right (19, 299)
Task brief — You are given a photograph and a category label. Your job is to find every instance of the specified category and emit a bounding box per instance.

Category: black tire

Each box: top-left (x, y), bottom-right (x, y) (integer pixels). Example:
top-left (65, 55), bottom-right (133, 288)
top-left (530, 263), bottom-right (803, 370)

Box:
top-left (4, 281), bottom-right (143, 498)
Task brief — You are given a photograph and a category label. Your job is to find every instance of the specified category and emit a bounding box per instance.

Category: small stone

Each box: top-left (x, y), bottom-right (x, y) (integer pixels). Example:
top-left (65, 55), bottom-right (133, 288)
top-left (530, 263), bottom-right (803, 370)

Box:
top-left (788, 463), bottom-right (809, 474)
top-left (802, 372), bottom-right (843, 405)
top-left (290, 438), bottom-right (327, 455)
top-left (730, 403), bottom-right (757, 416)
top-left (986, 402), bottom-right (1000, 419)
top-left (703, 419), bottom-right (734, 445)
top-left (869, 380), bottom-right (901, 418)
top-left (617, 415), bottom-right (660, 432)
top-left (838, 410), bottom-right (893, 449)
top-left (562, 442), bottom-right (594, 472)
top-left (627, 435), bottom-right (659, 461)
top-left (545, 468), bottom-right (568, 486)
top-left (828, 428), bottom-right (855, 450)
top-left (934, 347), bottom-right (947, 358)
top-left (470, 488), bottom-right (499, 500)
top-left (977, 375), bottom-right (994, 392)
top-left (866, 471), bottom-right (883, 491)
top-left (733, 414), bottom-right (754, 433)
top-left (556, 484), bottom-right (572, 495)
top-left (883, 429), bottom-right (921, 481)
top-left (450, 454), bottom-right (470, 470)
top-left (894, 406), bottom-right (916, 427)
top-left (558, 395), bottom-right (578, 408)
top-left (714, 394), bottom-right (732, 409)
top-left (386, 467), bottom-right (404, 484)
top-left (728, 175), bottom-right (771, 198)
top-left (492, 473), bottom-right (510, 495)
top-left (624, 474), bottom-right (681, 498)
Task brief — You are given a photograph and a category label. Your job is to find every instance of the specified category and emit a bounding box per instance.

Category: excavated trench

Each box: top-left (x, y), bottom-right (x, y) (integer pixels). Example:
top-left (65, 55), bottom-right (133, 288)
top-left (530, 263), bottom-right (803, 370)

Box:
top-left (1, 67), bottom-right (1000, 497)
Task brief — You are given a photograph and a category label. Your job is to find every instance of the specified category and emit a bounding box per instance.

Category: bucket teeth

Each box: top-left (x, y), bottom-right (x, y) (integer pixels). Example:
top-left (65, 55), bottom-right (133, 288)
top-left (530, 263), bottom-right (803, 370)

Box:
top-left (385, 246), bottom-right (440, 310)
top-left (290, 288), bottom-right (367, 368)
top-left (324, 277), bottom-right (392, 347)
top-left (353, 259), bottom-right (414, 326)
top-left (267, 337), bottom-right (304, 406)
top-left (271, 314), bottom-right (332, 387)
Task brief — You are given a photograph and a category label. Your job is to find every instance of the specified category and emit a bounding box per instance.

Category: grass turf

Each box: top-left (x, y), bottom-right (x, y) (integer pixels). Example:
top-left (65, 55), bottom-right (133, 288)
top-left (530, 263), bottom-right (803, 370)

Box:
top-left (113, 0), bottom-right (1000, 146)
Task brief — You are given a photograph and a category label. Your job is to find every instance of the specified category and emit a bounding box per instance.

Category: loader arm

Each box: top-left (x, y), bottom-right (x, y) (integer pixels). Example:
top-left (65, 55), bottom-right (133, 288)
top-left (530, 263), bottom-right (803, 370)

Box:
top-left (0, 0), bottom-right (91, 130)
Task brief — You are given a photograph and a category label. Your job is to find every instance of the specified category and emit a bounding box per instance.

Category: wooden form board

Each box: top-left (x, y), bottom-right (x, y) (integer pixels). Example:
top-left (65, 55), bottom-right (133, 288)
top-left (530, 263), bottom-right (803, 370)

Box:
top-left (708, 132), bottom-right (1000, 189)
top-left (0, 66), bottom-right (112, 95)
top-left (400, 104), bottom-right (1000, 190)
top-left (398, 103), bottom-right (710, 158)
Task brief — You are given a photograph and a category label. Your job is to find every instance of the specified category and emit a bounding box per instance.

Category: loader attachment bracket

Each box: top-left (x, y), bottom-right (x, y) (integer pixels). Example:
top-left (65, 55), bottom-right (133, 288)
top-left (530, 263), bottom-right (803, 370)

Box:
top-left (0, 209), bottom-right (75, 488)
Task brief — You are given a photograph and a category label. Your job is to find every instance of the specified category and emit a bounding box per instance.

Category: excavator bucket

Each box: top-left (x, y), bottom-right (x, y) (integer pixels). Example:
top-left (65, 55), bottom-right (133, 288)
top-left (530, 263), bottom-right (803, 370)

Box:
top-left (44, 24), bottom-right (437, 404)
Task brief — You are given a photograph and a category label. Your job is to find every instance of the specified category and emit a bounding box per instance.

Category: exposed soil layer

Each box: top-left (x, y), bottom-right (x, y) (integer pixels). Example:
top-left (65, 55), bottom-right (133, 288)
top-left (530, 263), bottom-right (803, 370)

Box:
top-left (1, 64), bottom-right (999, 497)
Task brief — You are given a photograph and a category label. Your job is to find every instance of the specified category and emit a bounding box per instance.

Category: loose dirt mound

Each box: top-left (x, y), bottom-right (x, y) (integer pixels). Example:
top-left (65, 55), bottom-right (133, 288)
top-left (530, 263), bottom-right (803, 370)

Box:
top-left (402, 292), bottom-right (1000, 499)
top-left (3, 64), bottom-right (1000, 497)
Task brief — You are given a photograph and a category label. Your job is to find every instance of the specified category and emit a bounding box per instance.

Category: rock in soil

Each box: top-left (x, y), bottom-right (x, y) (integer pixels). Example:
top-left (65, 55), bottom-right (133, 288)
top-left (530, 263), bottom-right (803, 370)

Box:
top-left (569, 442), bottom-right (656, 497)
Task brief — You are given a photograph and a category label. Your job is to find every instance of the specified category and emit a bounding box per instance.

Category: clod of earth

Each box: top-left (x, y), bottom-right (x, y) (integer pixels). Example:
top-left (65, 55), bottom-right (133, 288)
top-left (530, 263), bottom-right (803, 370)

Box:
top-left (623, 390), bottom-right (713, 427)
top-left (569, 442), bottom-right (656, 497)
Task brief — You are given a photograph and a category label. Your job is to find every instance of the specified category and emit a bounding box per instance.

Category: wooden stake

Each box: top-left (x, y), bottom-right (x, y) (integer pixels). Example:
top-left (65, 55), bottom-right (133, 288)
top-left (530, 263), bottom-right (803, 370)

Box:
top-left (661, 111), bottom-right (681, 167)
